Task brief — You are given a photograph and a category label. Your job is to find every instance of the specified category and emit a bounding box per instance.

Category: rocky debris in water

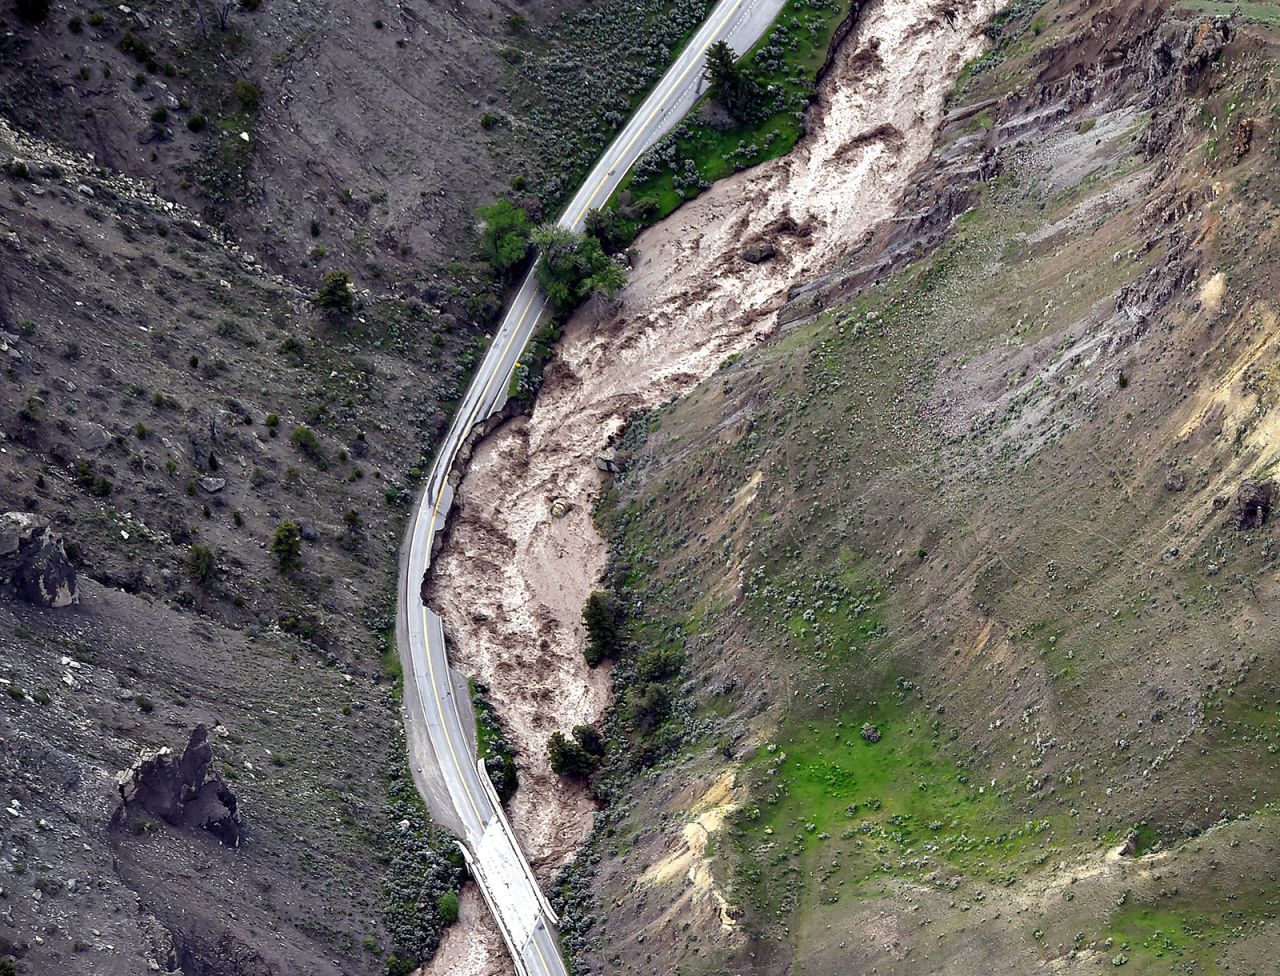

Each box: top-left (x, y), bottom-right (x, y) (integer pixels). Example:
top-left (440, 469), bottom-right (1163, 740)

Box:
top-left (860, 723), bottom-right (881, 743)
top-left (742, 241), bottom-right (777, 264)
top-left (596, 449), bottom-right (624, 474)
top-left (550, 497), bottom-right (572, 518)
top-left (1164, 470), bottom-right (1186, 492)
top-left (0, 512), bottom-right (79, 608)
top-left (1233, 479), bottom-right (1275, 530)
top-left (116, 725), bottom-right (242, 847)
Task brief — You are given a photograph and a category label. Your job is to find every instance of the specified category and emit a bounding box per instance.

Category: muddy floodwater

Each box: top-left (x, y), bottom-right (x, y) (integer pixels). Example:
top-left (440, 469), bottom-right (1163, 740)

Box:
top-left (422, 0), bottom-right (1002, 970)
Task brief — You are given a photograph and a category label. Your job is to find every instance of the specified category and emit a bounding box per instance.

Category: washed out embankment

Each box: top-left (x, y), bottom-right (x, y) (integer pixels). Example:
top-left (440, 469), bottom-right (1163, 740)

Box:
top-left (422, 0), bottom-right (1002, 970)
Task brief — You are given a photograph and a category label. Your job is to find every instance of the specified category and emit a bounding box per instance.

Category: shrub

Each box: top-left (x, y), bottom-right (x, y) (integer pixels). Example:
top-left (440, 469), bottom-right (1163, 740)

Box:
top-left (626, 681), bottom-right (671, 733)
top-left (314, 270), bottom-right (355, 315)
top-left (270, 519), bottom-right (303, 573)
top-left (185, 543), bottom-right (218, 587)
top-left (436, 890), bottom-right (459, 926)
top-left (290, 424), bottom-right (325, 463)
top-left (572, 724), bottom-right (605, 758)
top-left (74, 461), bottom-right (112, 497)
top-left (635, 645), bottom-right (682, 683)
top-left (187, 113), bottom-right (206, 133)
top-left (233, 78), bottom-right (262, 112)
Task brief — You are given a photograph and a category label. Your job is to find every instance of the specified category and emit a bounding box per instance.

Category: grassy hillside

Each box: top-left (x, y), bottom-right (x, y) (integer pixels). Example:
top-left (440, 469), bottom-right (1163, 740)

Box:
top-left (558, 2), bottom-right (1280, 973)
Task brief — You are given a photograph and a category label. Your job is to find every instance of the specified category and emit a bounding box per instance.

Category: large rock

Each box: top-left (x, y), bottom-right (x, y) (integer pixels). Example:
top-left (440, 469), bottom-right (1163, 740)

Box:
top-left (1234, 479), bottom-right (1275, 531)
top-left (0, 512), bottom-right (79, 607)
top-left (117, 725), bottom-right (242, 847)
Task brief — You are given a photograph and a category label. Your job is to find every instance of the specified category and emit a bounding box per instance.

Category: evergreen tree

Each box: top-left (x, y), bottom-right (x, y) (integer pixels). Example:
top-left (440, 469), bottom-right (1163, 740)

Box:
top-left (582, 590), bottom-right (622, 665)
top-left (703, 40), bottom-right (764, 123)
top-left (270, 519), bottom-right (303, 573)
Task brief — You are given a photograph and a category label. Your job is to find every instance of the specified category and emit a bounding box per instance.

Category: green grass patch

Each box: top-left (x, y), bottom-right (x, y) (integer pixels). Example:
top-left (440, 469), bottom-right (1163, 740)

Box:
top-left (471, 680), bottom-right (519, 804)
top-left (1178, 1), bottom-right (1280, 29)
top-left (611, 0), bottom-right (853, 230)
top-left (380, 626), bottom-right (403, 693)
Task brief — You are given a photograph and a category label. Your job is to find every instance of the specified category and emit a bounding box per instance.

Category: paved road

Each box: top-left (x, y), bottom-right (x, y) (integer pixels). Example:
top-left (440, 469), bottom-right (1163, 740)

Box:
top-left (396, 1), bottom-right (787, 973)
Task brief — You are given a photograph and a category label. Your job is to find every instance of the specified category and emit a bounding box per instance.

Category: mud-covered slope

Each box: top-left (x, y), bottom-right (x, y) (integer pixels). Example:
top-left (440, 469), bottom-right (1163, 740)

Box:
top-left (560, 2), bottom-right (1280, 974)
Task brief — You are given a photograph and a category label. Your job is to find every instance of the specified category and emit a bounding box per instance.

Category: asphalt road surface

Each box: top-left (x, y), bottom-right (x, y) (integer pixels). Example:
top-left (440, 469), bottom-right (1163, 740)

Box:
top-left (396, 1), bottom-right (787, 972)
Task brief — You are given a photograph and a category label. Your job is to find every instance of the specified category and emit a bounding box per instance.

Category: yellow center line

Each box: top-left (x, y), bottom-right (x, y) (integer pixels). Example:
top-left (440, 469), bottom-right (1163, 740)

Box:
top-left (421, 605), bottom-right (486, 828)
top-left (530, 924), bottom-right (554, 975)
top-left (568, 0), bottom-right (750, 226)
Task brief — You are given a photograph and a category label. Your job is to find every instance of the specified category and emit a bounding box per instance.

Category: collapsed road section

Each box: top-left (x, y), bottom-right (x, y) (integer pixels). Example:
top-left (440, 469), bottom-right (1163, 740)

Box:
top-left (394, 1), bottom-right (788, 973)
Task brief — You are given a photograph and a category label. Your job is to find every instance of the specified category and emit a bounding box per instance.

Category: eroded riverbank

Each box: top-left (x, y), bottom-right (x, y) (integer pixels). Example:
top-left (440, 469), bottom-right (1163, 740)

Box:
top-left (421, 0), bottom-right (1002, 970)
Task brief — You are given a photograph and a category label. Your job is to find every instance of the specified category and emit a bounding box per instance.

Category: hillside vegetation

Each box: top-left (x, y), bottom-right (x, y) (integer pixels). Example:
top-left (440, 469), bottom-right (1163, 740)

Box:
top-left (560, 2), bottom-right (1280, 974)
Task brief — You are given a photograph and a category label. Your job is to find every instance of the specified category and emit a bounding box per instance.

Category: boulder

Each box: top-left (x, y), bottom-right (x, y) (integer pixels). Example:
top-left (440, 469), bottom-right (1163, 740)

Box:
top-left (0, 512), bottom-right (79, 608)
top-left (117, 725), bottom-right (242, 847)
top-left (1234, 478), bottom-right (1275, 530)
top-left (742, 241), bottom-right (777, 264)
top-left (860, 723), bottom-right (881, 743)
top-left (596, 450), bottom-right (624, 474)
top-left (1164, 470), bottom-right (1186, 492)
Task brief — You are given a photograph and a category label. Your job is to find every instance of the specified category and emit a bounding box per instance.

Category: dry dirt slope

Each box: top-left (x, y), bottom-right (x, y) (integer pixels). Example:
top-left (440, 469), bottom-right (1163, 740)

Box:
top-left (0, 112), bottom-right (474, 974)
top-left (558, 1), bottom-right (1280, 974)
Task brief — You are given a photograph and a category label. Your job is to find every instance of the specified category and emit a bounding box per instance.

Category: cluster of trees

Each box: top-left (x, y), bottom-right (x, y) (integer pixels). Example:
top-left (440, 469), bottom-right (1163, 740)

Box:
top-left (703, 40), bottom-right (767, 124)
top-left (546, 588), bottom-right (691, 781)
top-left (547, 724), bottom-right (606, 777)
top-left (476, 201), bottom-right (630, 316)
top-left (532, 225), bottom-right (628, 316)
top-left (626, 645), bottom-right (683, 733)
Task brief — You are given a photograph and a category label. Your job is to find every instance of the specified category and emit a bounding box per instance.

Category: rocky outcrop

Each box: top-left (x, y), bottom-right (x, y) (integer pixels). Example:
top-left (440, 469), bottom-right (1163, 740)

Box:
top-left (0, 511), bottom-right (79, 607)
top-left (117, 725), bottom-right (243, 847)
top-left (1233, 479), bottom-right (1275, 531)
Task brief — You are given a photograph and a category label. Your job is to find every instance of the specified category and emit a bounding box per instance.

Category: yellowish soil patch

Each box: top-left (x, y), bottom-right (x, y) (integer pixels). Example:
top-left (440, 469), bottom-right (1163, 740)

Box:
top-left (640, 769), bottom-right (741, 929)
